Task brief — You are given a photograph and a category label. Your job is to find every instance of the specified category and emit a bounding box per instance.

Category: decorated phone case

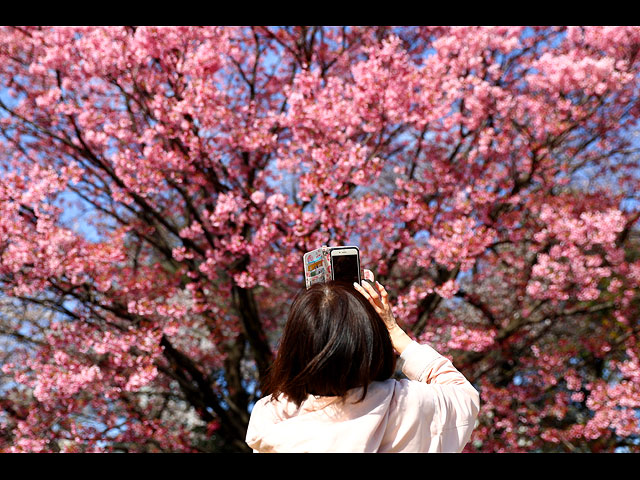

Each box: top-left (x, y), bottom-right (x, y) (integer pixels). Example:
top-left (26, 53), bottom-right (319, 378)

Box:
top-left (303, 245), bottom-right (332, 289)
top-left (303, 245), bottom-right (359, 289)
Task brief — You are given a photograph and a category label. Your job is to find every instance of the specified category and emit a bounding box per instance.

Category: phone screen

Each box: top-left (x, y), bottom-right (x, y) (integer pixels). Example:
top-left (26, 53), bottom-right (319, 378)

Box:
top-left (331, 252), bottom-right (360, 284)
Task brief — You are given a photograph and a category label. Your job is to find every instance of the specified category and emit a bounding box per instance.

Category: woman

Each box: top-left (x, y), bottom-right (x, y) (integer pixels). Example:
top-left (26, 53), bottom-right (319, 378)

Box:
top-left (245, 269), bottom-right (480, 453)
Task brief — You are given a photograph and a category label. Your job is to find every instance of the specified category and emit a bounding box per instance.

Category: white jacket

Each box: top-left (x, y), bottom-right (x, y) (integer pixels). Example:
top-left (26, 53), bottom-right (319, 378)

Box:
top-left (245, 341), bottom-right (480, 453)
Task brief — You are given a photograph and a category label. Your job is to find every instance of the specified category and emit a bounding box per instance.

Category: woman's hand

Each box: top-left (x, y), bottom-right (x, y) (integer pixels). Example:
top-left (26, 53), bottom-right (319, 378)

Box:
top-left (353, 269), bottom-right (412, 355)
top-left (353, 269), bottom-right (397, 330)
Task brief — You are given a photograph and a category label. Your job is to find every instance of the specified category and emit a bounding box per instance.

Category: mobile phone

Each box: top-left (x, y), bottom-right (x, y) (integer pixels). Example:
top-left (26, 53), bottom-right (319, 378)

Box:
top-left (329, 246), bottom-right (361, 285)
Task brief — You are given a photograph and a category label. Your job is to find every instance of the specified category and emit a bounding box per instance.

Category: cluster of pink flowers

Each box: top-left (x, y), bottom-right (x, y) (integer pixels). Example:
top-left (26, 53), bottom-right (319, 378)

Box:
top-left (428, 217), bottom-right (497, 272)
top-left (527, 203), bottom-right (627, 303)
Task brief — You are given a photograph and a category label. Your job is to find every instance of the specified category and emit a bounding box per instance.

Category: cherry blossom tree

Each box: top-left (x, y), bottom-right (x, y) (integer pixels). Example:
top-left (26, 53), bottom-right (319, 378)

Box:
top-left (1, 26), bottom-right (639, 452)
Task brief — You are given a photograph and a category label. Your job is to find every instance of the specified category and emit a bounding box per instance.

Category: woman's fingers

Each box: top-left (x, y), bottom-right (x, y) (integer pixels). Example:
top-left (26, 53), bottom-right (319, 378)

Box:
top-left (354, 281), bottom-right (375, 301)
top-left (354, 274), bottom-right (396, 329)
top-left (356, 269), bottom-right (388, 309)
top-left (353, 281), bottom-right (364, 292)
top-left (353, 282), bottom-right (369, 298)
top-left (360, 279), bottom-right (380, 301)
top-left (363, 270), bottom-right (387, 298)
top-left (376, 281), bottom-right (388, 300)
top-left (353, 282), bottom-right (382, 311)
top-left (356, 269), bottom-right (387, 305)
top-left (363, 269), bottom-right (374, 282)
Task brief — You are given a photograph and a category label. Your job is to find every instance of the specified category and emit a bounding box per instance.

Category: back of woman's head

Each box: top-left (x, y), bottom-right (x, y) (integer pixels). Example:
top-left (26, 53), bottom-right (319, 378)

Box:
top-left (262, 280), bottom-right (396, 406)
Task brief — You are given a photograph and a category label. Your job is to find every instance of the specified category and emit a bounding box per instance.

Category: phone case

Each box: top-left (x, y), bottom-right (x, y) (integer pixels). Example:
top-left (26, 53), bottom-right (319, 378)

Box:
top-left (303, 245), bottom-right (331, 289)
top-left (302, 245), bottom-right (359, 289)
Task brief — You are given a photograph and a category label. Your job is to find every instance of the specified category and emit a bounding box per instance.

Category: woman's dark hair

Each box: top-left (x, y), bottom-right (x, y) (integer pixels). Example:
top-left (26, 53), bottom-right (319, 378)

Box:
top-left (261, 280), bottom-right (396, 407)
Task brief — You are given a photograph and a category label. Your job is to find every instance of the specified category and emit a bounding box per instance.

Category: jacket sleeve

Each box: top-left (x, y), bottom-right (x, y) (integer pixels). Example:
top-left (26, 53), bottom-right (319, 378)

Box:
top-left (399, 340), bottom-right (480, 452)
